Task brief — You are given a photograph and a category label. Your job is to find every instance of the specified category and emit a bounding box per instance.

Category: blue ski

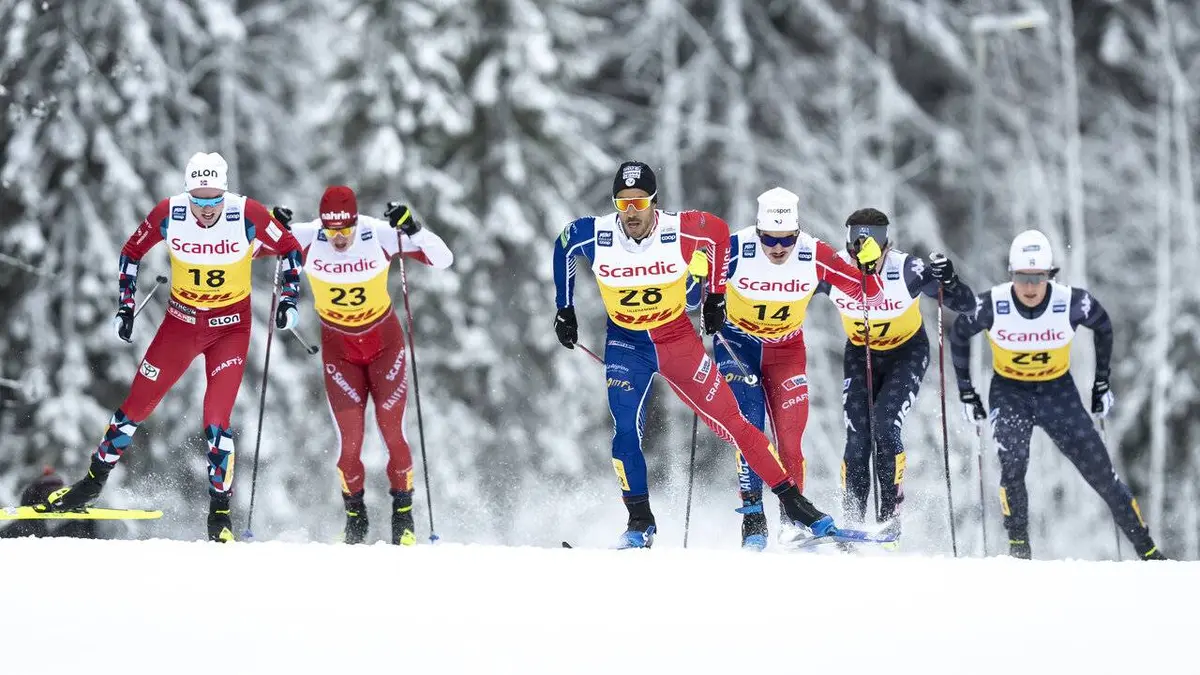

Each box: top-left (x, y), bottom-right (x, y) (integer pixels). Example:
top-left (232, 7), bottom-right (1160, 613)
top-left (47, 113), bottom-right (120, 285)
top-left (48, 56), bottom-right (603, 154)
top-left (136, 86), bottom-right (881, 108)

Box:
top-left (783, 527), bottom-right (898, 550)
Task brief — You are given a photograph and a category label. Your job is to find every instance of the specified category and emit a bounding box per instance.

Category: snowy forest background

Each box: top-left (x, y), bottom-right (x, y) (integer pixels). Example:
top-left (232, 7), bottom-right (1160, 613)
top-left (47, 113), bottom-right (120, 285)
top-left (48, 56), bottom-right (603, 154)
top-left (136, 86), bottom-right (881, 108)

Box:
top-left (1, 0), bottom-right (1197, 559)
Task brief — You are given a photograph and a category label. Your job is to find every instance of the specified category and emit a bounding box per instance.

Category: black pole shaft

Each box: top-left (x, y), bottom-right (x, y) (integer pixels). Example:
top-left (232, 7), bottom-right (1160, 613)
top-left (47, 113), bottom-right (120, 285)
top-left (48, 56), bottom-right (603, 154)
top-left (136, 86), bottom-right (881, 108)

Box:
top-left (683, 413), bottom-right (699, 549)
top-left (937, 285), bottom-right (959, 557)
top-left (244, 258), bottom-right (282, 538)
top-left (860, 274), bottom-right (880, 522)
top-left (398, 254), bottom-right (436, 541)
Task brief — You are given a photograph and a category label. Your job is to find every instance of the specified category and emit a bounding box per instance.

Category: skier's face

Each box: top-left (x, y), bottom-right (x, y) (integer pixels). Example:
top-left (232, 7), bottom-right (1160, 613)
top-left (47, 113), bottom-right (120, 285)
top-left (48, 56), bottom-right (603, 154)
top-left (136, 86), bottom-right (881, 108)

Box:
top-left (324, 225), bottom-right (355, 252)
top-left (189, 189), bottom-right (226, 227)
top-left (1012, 270), bottom-right (1050, 306)
top-left (614, 189), bottom-right (655, 241)
top-left (757, 230), bottom-right (798, 264)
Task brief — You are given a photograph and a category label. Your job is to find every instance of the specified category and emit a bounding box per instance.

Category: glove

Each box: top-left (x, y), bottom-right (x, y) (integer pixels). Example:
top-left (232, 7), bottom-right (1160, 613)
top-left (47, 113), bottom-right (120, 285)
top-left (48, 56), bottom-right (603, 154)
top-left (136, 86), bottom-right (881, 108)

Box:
top-left (854, 236), bottom-right (882, 274)
top-left (959, 387), bottom-right (987, 423)
top-left (687, 250), bottom-right (709, 278)
top-left (271, 206), bottom-right (294, 230)
top-left (554, 307), bottom-right (578, 349)
top-left (702, 292), bottom-right (726, 335)
top-left (929, 253), bottom-right (957, 287)
top-left (275, 297), bottom-right (298, 330)
top-left (1092, 379), bottom-right (1114, 417)
top-left (113, 305), bottom-right (134, 343)
top-left (385, 202), bottom-right (422, 237)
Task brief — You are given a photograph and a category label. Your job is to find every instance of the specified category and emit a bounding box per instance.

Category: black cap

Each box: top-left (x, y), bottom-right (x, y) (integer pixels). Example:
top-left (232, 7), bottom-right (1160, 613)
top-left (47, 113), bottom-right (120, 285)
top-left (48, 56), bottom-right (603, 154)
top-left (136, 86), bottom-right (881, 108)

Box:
top-left (612, 161), bottom-right (657, 198)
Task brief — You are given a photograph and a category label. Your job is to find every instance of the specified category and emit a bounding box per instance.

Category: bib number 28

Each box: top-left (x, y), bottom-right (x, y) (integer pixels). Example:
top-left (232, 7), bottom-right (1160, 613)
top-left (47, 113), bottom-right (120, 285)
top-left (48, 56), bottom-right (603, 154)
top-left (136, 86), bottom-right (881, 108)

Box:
top-left (619, 287), bottom-right (663, 306)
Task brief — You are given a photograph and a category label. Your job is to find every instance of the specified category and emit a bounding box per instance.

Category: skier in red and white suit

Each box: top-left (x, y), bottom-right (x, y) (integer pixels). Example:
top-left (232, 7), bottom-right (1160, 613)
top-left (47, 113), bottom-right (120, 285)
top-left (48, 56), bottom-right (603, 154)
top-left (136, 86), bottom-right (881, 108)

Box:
top-left (272, 186), bottom-right (452, 545)
top-left (40, 152), bottom-right (303, 543)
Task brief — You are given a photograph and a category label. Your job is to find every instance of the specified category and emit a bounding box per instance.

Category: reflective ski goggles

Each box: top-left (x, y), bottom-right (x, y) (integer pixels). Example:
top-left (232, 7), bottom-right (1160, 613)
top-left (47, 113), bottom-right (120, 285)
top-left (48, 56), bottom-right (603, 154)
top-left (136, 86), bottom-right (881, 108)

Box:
top-left (613, 192), bottom-right (656, 212)
top-left (1011, 271), bottom-right (1050, 285)
top-left (322, 224), bottom-right (355, 238)
top-left (758, 232), bottom-right (798, 248)
top-left (847, 224), bottom-right (888, 248)
top-left (189, 194), bottom-right (225, 208)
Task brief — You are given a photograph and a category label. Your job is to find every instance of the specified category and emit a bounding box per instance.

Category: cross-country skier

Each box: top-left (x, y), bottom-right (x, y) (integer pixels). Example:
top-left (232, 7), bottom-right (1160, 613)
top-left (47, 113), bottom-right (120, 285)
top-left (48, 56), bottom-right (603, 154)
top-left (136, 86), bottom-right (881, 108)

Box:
top-left (272, 186), bottom-right (453, 546)
top-left (950, 229), bottom-right (1165, 560)
top-left (552, 161), bottom-right (883, 548)
top-left (36, 152), bottom-right (303, 543)
top-left (817, 207), bottom-right (974, 540)
top-left (694, 187), bottom-right (885, 550)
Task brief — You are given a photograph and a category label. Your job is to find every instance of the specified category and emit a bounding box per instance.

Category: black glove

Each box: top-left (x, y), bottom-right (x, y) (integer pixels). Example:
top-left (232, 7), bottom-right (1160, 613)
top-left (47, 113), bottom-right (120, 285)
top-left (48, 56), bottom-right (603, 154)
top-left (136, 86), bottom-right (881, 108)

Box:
top-left (1092, 379), bottom-right (1114, 417)
top-left (702, 292), bottom-right (726, 335)
top-left (959, 387), bottom-right (987, 422)
top-left (554, 307), bottom-right (578, 349)
top-left (275, 297), bottom-right (298, 330)
top-left (271, 206), bottom-right (294, 230)
top-left (113, 305), bottom-right (134, 343)
top-left (385, 202), bottom-right (422, 236)
top-left (929, 253), bottom-right (957, 287)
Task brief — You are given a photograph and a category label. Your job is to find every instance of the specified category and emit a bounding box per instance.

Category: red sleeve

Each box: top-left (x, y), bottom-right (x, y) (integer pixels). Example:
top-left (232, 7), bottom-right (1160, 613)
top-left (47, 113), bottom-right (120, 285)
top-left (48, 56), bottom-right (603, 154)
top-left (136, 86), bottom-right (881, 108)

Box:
top-left (245, 199), bottom-right (302, 257)
top-left (121, 199), bottom-right (169, 259)
top-left (679, 210), bottom-right (730, 295)
top-left (815, 240), bottom-right (883, 301)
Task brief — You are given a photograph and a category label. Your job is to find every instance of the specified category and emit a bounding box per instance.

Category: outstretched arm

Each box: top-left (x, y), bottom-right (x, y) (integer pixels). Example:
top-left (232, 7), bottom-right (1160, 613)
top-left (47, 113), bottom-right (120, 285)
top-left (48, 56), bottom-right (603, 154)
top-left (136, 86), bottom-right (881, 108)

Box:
top-left (950, 292), bottom-right (992, 389)
top-left (815, 240), bottom-right (883, 301)
top-left (245, 199), bottom-right (303, 304)
top-left (1070, 288), bottom-right (1113, 380)
top-left (908, 255), bottom-right (976, 313)
top-left (553, 217), bottom-right (597, 309)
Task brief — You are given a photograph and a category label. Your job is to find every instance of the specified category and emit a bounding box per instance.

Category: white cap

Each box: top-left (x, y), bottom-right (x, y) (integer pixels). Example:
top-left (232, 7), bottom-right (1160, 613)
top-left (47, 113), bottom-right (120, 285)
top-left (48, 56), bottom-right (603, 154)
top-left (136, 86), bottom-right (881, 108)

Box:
top-left (184, 152), bottom-right (229, 192)
top-left (1009, 229), bottom-right (1054, 271)
top-left (755, 187), bottom-right (800, 232)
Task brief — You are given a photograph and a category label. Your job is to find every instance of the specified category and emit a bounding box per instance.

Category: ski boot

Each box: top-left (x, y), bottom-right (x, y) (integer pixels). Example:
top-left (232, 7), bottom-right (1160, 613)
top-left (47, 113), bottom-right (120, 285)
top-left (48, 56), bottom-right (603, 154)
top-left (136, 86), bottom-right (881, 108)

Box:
top-left (38, 456), bottom-right (113, 512)
top-left (736, 492), bottom-right (768, 551)
top-left (1134, 536), bottom-right (1168, 560)
top-left (618, 497), bottom-right (656, 549)
top-left (774, 482), bottom-right (837, 537)
top-left (1008, 538), bottom-right (1031, 560)
top-left (208, 491), bottom-right (235, 543)
top-left (391, 489), bottom-right (416, 546)
top-left (343, 491), bottom-right (369, 545)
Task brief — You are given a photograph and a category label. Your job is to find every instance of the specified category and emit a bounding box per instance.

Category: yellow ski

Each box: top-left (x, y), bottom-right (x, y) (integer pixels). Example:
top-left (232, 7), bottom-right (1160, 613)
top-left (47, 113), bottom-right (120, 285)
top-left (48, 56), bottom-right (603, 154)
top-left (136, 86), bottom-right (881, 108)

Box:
top-left (0, 506), bottom-right (163, 521)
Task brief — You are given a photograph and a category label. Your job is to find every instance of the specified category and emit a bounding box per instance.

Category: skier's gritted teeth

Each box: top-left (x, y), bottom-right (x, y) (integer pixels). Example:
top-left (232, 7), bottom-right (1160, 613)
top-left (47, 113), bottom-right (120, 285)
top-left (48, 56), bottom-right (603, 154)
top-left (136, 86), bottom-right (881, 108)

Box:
top-left (188, 188), bottom-right (226, 227)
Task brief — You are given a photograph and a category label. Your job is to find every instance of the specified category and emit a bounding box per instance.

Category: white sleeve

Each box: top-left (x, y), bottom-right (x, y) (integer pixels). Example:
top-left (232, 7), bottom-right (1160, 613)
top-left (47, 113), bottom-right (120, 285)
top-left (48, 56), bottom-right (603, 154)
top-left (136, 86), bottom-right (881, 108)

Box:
top-left (290, 220), bottom-right (321, 249)
top-left (401, 228), bottom-right (454, 269)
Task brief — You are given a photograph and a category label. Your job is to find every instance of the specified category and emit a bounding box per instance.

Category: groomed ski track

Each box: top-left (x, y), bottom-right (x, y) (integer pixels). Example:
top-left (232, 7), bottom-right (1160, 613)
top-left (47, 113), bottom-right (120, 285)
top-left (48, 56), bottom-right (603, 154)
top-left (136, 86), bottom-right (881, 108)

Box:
top-left (1, 537), bottom-right (1191, 674)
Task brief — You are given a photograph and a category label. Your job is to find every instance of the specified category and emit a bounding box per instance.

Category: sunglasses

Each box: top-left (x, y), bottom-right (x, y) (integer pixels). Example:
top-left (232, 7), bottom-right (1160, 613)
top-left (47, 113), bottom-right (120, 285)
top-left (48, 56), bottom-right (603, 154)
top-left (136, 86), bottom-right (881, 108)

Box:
top-left (189, 194), bottom-right (225, 208)
top-left (1012, 271), bottom-right (1050, 284)
top-left (758, 232), bottom-right (798, 248)
top-left (613, 193), bottom-right (656, 212)
top-left (323, 225), bottom-right (355, 237)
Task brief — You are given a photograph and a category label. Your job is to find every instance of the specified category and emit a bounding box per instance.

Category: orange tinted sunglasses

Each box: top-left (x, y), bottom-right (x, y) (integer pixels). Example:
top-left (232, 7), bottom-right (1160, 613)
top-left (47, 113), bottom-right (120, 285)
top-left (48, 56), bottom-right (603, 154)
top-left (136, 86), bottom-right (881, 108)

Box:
top-left (613, 193), bottom-right (656, 212)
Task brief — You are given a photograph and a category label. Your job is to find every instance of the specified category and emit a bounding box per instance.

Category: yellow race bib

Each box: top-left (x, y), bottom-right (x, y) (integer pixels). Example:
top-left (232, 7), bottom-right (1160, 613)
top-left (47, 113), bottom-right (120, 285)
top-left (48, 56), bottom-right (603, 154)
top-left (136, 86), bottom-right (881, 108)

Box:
top-left (726, 286), bottom-right (811, 339)
top-left (989, 341), bottom-right (1071, 381)
top-left (309, 268), bottom-right (393, 327)
top-left (598, 276), bottom-right (688, 330)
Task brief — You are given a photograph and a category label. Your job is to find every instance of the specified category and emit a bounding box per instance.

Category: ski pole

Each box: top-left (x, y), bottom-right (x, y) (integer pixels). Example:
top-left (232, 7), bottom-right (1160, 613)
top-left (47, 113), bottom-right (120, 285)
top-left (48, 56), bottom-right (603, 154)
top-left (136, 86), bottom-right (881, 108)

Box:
top-left (935, 273), bottom-right (959, 558)
top-left (859, 268), bottom-right (881, 524)
top-left (288, 327), bottom-right (319, 355)
top-left (133, 275), bottom-right (169, 318)
top-left (398, 253), bottom-right (438, 543)
top-left (712, 333), bottom-right (760, 386)
top-left (1097, 418), bottom-right (1122, 560)
top-left (576, 342), bottom-right (604, 365)
top-left (683, 414), bottom-right (699, 548)
top-left (244, 258), bottom-right (282, 540)
top-left (975, 420), bottom-right (989, 556)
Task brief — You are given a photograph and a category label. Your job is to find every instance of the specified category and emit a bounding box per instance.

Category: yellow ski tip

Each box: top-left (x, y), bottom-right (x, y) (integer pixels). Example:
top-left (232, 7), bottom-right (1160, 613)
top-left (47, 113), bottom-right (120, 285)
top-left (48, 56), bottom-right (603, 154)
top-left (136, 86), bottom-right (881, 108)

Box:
top-left (0, 506), bottom-right (163, 521)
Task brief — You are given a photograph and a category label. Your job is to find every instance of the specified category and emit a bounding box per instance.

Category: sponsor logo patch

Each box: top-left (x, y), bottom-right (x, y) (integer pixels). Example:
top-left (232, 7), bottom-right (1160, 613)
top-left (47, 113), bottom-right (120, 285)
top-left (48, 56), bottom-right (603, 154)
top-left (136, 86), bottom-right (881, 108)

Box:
top-left (139, 360), bottom-right (160, 381)
top-left (225, 207), bottom-right (241, 222)
top-left (693, 354), bottom-right (713, 383)
top-left (208, 314), bottom-right (242, 327)
top-left (997, 300), bottom-right (1011, 315)
top-left (660, 230), bottom-right (677, 244)
top-left (782, 374), bottom-right (808, 391)
top-left (1052, 301), bottom-right (1067, 313)
top-left (887, 269), bottom-right (901, 281)
top-left (597, 230), bottom-right (613, 247)
top-left (797, 247), bottom-right (813, 261)
top-left (266, 222), bottom-right (283, 242)
top-left (361, 228), bottom-right (374, 241)
top-left (742, 242), bottom-right (757, 258)
top-left (210, 356), bottom-right (244, 378)
top-left (171, 206), bottom-right (187, 221)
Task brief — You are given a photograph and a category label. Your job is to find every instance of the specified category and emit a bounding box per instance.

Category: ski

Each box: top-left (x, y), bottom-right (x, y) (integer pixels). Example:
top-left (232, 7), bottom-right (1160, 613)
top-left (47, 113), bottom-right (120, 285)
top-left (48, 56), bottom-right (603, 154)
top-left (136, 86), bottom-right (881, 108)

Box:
top-left (0, 506), bottom-right (163, 521)
top-left (782, 527), bottom-right (898, 550)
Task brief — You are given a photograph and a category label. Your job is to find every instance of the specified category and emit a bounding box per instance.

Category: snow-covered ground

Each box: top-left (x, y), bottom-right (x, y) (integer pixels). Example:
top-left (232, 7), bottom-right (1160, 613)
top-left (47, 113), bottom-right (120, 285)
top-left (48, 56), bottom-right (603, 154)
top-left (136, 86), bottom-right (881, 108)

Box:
top-left (1, 536), bottom-right (1193, 674)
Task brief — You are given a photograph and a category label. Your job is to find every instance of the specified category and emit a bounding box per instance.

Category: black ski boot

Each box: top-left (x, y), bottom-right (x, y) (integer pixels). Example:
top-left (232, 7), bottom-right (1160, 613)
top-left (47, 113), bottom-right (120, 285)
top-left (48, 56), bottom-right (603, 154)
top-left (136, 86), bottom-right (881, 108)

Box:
top-left (208, 491), bottom-right (235, 543)
top-left (736, 491), bottom-right (768, 551)
top-left (773, 482), bottom-right (835, 536)
top-left (619, 497), bottom-right (656, 549)
top-left (40, 456), bottom-right (113, 512)
top-left (391, 489), bottom-right (416, 546)
top-left (343, 491), bottom-right (369, 545)
top-left (1008, 538), bottom-right (1031, 559)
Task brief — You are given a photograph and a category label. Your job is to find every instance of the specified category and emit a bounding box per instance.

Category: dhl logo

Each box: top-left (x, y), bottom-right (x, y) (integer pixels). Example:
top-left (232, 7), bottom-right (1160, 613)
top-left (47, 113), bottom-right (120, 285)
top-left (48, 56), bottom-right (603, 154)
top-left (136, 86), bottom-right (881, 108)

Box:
top-left (733, 319), bottom-right (790, 335)
top-left (176, 289), bottom-right (236, 303)
top-left (613, 309), bottom-right (675, 325)
top-left (326, 307), bottom-right (382, 324)
top-left (854, 334), bottom-right (907, 348)
top-left (998, 364), bottom-right (1062, 379)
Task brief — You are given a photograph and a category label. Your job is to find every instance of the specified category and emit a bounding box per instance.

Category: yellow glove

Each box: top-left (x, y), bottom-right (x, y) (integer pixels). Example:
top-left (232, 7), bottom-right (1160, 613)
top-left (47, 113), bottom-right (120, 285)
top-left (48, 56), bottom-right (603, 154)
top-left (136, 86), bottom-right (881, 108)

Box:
top-left (688, 250), bottom-right (709, 278)
top-left (855, 236), bottom-right (882, 271)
